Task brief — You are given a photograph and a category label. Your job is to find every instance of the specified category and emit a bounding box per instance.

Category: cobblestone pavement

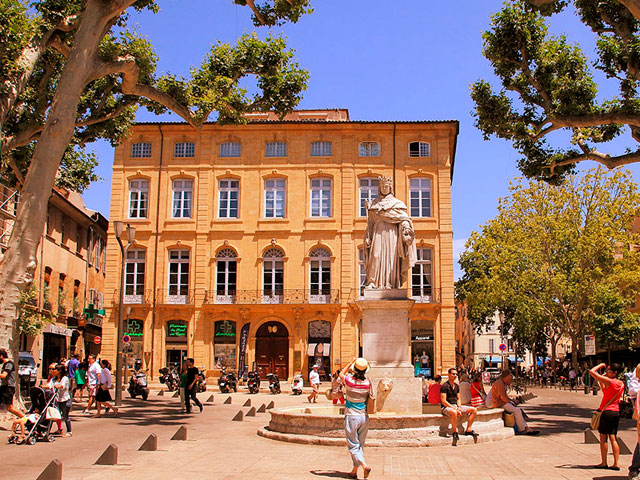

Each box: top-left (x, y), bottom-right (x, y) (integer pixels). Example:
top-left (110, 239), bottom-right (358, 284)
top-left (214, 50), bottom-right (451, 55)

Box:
top-left (1, 386), bottom-right (638, 479)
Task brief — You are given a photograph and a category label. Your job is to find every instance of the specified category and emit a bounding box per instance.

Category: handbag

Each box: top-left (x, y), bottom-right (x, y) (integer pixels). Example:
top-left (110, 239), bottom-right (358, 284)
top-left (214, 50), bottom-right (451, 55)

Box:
top-left (45, 406), bottom-right (61, 420)
top-left (591, 386), bottom-right (621, 430)
top-left (366, 384), bottom-right (376, 415)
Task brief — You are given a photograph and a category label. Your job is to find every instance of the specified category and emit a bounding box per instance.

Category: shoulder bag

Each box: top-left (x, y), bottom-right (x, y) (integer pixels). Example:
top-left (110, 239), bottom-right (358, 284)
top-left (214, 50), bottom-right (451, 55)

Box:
top-left (591, 383), bottom-right (622, 430)
top-left (366, 382), bottom-right (376, 415)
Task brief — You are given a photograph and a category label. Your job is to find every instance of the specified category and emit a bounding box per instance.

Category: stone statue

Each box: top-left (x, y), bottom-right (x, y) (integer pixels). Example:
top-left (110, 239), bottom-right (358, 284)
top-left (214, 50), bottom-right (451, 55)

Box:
top-left (364, 176), bottom-right (417, 289)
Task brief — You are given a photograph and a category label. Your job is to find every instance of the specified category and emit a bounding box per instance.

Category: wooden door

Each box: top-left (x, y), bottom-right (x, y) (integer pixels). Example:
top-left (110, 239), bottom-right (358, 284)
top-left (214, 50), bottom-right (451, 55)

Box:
top-left (255, 338), bottom-right (288, 379)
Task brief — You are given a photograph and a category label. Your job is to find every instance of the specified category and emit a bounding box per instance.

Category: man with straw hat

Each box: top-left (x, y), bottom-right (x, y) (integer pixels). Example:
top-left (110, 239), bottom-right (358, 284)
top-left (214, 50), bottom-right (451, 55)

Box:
top-left (340, 357), bottom-right (374, 479)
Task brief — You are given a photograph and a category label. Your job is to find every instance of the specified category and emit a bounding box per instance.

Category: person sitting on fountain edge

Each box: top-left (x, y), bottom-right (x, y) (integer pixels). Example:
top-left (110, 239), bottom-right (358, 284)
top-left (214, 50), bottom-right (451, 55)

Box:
top-left (490, 370), bottom-right (539, 435)
top-left (440, 368), bottom-right (478, 446)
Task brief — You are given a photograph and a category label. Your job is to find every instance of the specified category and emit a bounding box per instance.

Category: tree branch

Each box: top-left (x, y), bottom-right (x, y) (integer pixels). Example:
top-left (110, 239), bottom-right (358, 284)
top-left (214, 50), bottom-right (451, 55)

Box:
top-left (92, 56), bottom-right (199, 127)
top-left (549, 150), bottom-right (640, 173)
top-left (245, 0), bottom-right (267, 25)
top-left (619, 0), bottom-right (640, 23)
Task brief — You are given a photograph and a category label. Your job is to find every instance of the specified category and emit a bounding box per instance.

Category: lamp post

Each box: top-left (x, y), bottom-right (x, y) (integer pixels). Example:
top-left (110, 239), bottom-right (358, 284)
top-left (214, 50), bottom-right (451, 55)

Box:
top-left (114, 221), bottom-right (136, 406)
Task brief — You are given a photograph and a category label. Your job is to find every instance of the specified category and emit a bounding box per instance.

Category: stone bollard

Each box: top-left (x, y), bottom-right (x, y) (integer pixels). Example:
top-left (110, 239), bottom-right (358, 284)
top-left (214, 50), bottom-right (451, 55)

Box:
top-left (95, 444), bottom-right (118, 465)
top-left (266, 401), bottom-right (275, 410)
top-left (172, 391), bottom-right (180, 398)
top-left (618, 437), bottom-right (633, 455)
top-left (139, 433), bottom-right (158, 451)
top-left (243, 399), bottom-right (251, 407)
top-left (246, 407), bottom-right (256, 417)
top-left (206, 394), bottom-right (214, 403)
top-left (224, 396), bottom-right (232, 404)
top-left (171, 426), bottom-right (188, 441)
top-left (257, 404), bottom-right (266, 413)
top-left (36, 459), bottom-right (62, 480)
top-left (584, 428), bottom-right (599, 444)
top-left (157, 390), bottom-right (164, 396)
top-left (232, 410), bottom-right (244, 421)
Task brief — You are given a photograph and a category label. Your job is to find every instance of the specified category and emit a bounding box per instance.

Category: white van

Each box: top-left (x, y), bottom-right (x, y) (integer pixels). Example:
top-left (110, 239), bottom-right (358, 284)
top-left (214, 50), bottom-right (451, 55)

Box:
top-left (18, 352), bottom-right (38, 386)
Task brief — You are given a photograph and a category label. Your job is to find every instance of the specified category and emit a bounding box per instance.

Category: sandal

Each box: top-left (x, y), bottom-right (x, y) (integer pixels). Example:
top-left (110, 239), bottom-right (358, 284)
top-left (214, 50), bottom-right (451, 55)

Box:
top-left (609, 466), bottom-right (621, 471)
top-left (592, 465), bottom-right (608, 469)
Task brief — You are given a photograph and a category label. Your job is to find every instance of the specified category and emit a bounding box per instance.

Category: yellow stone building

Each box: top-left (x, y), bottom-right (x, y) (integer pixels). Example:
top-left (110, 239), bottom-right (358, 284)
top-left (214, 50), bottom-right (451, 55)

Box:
top-left (102, 109), bottom-right (458, 381)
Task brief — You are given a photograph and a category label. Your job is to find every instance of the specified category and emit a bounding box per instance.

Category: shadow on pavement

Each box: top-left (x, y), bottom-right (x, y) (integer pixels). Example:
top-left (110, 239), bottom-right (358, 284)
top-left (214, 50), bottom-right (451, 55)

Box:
top-left (310, 470), bottom-right (355, 479)
top-left (523, 402), bottom-right (594, 435)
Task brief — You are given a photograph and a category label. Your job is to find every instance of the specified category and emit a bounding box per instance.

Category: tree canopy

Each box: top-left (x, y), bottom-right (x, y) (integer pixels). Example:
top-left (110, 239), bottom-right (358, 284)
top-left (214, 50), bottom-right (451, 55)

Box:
top-left (0, 0), bottom-right (311, 191)
top-left (472, 0), bottom-right (640, 181)
top-left (456, 168), bottom-right (640, 365)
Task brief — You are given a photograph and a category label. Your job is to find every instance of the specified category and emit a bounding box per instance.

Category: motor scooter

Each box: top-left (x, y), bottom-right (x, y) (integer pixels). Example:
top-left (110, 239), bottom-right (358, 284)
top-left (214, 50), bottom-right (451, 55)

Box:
top-left (196, 367), bottom-right (207, 393)
top-left (291, 374), bottom-right (303, 395)
top-left (128, 368), bottom-right (150, 400)
top-left (266, 372), bottom-right (280, 394)
top-left (158, 366), bottom-right (179, 391)
top-left (247, 371), bottom-right (260, 394)
top-left (218, 368), bottom-right (238, 393)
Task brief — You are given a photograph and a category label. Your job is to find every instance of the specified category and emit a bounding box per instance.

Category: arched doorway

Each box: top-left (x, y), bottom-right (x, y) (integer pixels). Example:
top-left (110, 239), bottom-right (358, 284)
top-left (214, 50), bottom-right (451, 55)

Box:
top-left (255, 321), bottom-right (288, 379)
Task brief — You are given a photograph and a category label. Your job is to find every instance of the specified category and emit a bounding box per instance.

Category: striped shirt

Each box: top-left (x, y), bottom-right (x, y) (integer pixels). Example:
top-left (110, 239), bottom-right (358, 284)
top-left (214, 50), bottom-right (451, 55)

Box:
top-left (343, 374), bottom-right (371, 416)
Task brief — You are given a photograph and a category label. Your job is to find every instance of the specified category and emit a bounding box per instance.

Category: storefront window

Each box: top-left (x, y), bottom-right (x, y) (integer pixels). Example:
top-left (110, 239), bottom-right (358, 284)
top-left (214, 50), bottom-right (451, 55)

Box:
top-left (307, 320), bottom-right (331, 381)
top-left (411, 320), bottom-right (434, 378)
top-left (214, 320), bottom-right (236, 370)
top-left (166, 320), bottom-right (187, 368)
top-left (125, 319), bottom-right (144, 364)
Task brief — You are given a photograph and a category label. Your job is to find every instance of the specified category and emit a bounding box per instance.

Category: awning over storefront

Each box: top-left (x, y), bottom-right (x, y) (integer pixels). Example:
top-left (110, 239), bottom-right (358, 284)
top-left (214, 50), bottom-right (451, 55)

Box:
top-left (536, 357), bottom-right (551, 366)
top-left (43, 324), bottom-right (73, 337)
top-left (507, 356), bottom-right (524, 362)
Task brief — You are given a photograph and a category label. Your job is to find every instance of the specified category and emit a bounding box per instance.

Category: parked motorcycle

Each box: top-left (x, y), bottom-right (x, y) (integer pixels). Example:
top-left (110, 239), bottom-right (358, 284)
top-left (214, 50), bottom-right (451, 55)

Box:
top-left (291, 374), bottom-right (303, 395)
top-left (247, 371), bottom-right (260, 394)
top-left (218, 368), bottom-right (238, 393)
top-left (196, 367), bottom-right (207, 393)
top-left (266, 372), bottom-right (280, 394)
top-left (158, 366), bottom-right (179, 392)
top-left (128, 368), bottom-right (150, 400)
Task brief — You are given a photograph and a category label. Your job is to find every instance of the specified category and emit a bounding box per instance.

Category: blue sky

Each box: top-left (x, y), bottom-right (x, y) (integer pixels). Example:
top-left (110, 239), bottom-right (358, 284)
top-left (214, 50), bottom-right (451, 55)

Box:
top-left (81, 1), bottom-right (640, 278)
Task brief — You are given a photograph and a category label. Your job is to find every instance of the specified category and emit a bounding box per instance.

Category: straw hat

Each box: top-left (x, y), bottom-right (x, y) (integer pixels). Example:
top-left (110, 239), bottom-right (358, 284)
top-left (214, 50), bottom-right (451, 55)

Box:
top-left (354, 357), bottom-right (370, 373)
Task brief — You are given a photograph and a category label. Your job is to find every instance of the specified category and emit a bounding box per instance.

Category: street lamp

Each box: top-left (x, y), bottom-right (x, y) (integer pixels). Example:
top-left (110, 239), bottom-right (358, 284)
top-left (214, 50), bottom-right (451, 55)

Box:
top-left (114, 221), bottom-right (136, 406)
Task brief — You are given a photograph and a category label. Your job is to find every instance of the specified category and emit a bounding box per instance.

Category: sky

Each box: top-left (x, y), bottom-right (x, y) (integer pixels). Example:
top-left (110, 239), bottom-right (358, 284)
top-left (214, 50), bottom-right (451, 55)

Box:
top-left (81, 0), bottom-right (640, 279)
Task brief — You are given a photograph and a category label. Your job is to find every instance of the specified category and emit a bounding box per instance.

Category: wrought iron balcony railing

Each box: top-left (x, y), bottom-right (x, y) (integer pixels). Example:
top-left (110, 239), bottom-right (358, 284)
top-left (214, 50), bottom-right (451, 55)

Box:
top-left (156, 288), bottom-right (195, 305)
top-left (204, 289), bottom-right (341, 305)
top-left (119, 289), bottom-right (154, 305)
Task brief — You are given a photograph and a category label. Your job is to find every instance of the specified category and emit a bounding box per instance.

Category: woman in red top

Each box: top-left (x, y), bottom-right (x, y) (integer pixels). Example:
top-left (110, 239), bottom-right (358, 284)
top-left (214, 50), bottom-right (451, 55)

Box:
top-left (470, 373), bottom-right (486, 408)
top-left (427, 375), bottom-right (442, 405)
top-left (590, 362), bottom-right (624, 470)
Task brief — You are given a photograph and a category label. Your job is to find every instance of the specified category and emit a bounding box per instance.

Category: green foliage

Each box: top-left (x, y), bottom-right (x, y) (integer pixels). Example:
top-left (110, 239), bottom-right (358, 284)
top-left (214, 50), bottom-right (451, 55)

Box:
top-left (473, 0), bottom-right (640, 179)
top-left (1, 0), bottom-right (311, 193)
top-left (18, 284), bottom-right (51, 337)
top-left (456, 167), bottom-right (640, 360)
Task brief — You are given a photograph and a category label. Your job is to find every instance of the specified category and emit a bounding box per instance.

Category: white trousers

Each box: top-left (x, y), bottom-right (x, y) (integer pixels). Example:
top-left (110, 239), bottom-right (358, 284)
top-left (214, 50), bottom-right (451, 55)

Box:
top-left (503, 402), bottom-right (527, 432)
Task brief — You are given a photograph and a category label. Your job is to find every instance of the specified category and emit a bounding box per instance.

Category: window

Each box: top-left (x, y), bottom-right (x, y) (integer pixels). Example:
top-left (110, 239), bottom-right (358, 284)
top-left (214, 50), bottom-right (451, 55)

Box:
top-left (409, 177), bottom-right (432, 217)
top-left (311, 141), bottom-right (332, 157)
top-left (359, 142), bottom-right (380, 157)
top-left (125, 249), bottom-right (146, 303)
top-left (131, 142), bottom-right (152, 158)
top-left (61, 217), bottom-right (66, 245)
top-left (265, 141), bottom-right (287, 157)
top-left (220, 142), bottom-right (241, 157)
top-left (409, 141), bottom-right (430, 157)
top-left (218, 179), bottom-right (239, 219)
top-left (94, 237), bottom-right (102, 270)
top-left (411, 248), bottom-right (433, 300)
top-left (263, 248), bottom-right (284, 302)
top-left (264, 178), bottom-right (285, 218)
top-left (129, 179), bottom-right (149, 219)
top-left (489, 339), bottom-right (495, 353)
top-left (309, 248), bottom-right (331, 303)
top-left (358, 177), bottom-right (379, 216)
top-left (174, 142), bottom-right (195, 158)
top-left (168, 250), bottom-right (190, 302)
top-left (75, 227), bottom-right (82, 254)
top-left (172, 179), bottom-right (193, 218)
top-left (214, 320), bottom-right (237, 369)
top-left (310, 178), bottom-right (332, 217)
top-left (216, 249), bottom-right (237, 302)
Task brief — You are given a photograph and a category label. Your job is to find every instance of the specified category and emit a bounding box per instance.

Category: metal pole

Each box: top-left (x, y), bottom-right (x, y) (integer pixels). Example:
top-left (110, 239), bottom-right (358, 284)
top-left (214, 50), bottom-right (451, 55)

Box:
top-left (115, 236), bottom-right (125, 407)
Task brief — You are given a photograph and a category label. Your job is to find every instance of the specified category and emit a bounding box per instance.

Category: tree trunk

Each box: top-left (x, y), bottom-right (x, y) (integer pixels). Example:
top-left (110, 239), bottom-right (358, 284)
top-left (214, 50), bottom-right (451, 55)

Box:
top-left (0, 1), bottom-right (108, 381)
top-left (570, 332), bottom-right (580, 369)
top-left (550, 337), bottom-right (558, 384)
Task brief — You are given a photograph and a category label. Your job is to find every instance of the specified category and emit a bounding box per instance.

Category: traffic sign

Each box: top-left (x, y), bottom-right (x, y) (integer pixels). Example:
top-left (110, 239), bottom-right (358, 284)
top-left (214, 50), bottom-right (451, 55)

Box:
top-left (585, 335), bottom-right (596, 356)
top-left (498, 343), bottom-right (507, 352)
top-left (94, 336), bottom-right (102, 345)
top-left (122, 334), bottom-right (131, 344)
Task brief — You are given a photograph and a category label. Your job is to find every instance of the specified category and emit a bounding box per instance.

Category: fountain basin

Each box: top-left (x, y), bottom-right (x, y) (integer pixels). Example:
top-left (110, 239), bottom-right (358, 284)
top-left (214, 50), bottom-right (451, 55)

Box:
top-left (258, 406), bottom-right (515, 447)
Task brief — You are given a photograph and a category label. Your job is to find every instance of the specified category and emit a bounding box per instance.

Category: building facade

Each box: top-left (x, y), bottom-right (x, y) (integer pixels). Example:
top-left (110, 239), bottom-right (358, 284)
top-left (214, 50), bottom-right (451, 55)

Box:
top-left (2, 186), bottom-right (109, 378)
top-left (102, 109), bottom-right (458, 381)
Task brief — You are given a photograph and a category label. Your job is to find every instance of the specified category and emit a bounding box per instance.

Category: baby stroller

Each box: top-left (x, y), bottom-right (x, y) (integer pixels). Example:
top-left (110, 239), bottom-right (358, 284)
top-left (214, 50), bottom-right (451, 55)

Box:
top-left (8, 386), bottom-right (59, 445)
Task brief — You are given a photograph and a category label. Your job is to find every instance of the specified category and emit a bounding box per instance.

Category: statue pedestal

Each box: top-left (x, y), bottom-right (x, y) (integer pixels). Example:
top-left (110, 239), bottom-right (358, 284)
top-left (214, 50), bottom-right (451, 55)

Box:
top-left (357, 290), bottom-right (422, 415)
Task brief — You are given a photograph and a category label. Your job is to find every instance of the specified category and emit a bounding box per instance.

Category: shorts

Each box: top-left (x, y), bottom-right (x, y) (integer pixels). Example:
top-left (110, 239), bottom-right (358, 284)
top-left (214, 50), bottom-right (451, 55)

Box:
top-left (0, 385), bottom-right (15, 405)
top-left (598, 410), bottom-right (620, 435)
top-left (442, 404), bottom-right (475, 415)
top-left (88, 385), bottom-right (97, 397)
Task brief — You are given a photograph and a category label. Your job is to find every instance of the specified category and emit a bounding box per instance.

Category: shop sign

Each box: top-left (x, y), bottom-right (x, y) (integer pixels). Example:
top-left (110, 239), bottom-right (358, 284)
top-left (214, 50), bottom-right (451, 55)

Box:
top-left (126, 319), bottom-right (143, 337)
top-left (215, 320), bottom-right (236, 337)
top-left (238, 323), bottom-right (250, 376)
top-left (44, 324), bottom-right (73, 337)
top-left (412, 335), bottom-right (432, 341)
top-left (167, 321), bottom-right (187, 337)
